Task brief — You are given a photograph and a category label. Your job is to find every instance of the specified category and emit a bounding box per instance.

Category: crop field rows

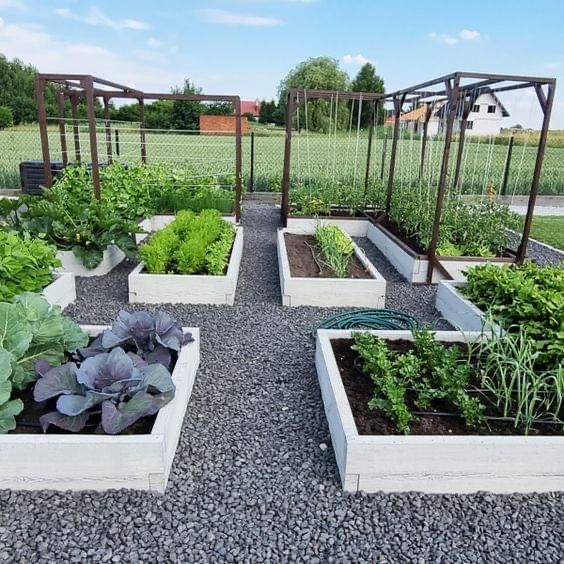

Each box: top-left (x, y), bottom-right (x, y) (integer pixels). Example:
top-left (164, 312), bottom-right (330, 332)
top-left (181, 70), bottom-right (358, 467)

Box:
top-left (1, 124), bottom-right (564, 195)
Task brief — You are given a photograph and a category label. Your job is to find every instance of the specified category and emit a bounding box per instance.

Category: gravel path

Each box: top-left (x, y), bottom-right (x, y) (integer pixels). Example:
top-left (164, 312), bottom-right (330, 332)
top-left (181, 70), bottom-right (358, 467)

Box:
top-left (1, 202), bottom-right (562, 563)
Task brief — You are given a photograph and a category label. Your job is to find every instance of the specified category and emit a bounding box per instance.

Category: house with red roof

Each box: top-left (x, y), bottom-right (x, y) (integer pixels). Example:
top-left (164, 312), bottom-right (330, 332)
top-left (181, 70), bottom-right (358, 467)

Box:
top-left (240, 100), bottom-right (261, 118)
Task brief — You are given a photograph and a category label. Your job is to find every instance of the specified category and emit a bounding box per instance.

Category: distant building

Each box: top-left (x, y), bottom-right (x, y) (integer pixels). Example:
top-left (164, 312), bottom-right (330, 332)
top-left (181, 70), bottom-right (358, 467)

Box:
top-left (239, 100), bottom-right (261, 118)
top-left (385, 91), bottom-right (510, 136)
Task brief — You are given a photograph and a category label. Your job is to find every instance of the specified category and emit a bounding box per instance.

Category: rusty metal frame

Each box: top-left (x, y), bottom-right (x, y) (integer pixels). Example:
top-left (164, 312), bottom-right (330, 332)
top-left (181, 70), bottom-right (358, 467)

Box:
top-left (380, 71), bottom-right (556, 282)
top-left (280, 88), bottom-right (386, 225)
top-left (35, 73), bottom-right (243, 221)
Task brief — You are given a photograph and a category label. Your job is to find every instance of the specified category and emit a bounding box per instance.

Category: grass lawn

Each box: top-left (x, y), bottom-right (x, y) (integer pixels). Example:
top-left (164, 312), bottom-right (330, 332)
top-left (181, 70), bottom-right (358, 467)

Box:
top-left (522, 216), bottom-right (564, 250)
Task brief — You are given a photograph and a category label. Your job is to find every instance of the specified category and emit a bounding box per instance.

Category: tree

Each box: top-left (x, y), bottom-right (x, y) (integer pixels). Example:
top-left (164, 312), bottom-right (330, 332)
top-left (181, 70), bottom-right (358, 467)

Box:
top-left (0, 105), bottom-right (13, 128)
top-left (351, 63), bottom-right (385, 126)
top-left (171, 79), bottom-right (203, 131)
top-left (278, 57), bottom-right (350, 132)
top-left (259, 100), bottom-right (276, 123)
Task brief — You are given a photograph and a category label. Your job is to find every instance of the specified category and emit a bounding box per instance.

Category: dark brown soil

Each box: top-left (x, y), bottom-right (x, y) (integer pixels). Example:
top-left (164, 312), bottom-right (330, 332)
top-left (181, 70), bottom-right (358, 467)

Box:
top-left (284, 233), bottom-right (373, 279)
top-left (331, 338), bottom-right (562, 436)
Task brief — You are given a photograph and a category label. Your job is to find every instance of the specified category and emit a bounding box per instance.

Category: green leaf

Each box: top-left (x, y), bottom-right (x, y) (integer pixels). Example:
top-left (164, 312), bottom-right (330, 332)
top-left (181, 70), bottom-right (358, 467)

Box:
top-left (0, 398), bottom-right (23, 434)
top-left (61, 317), bottom-right (89, 353)
top-left (72, 245), bottom-right (104, 269)
top-left (0, 302), bottom-right (32, 360)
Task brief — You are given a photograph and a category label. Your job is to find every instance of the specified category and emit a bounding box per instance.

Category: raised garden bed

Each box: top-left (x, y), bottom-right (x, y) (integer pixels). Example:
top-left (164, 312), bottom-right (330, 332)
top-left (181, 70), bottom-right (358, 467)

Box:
top-left (42, 272), bottom-right (76, 310)
top-left (436, 280), bottom-right (498, 332)
top-left (129, 225), bottom-right (244, 305)
top-left (315, 329), bottom-right (564, 493)
top-left (286, 215), bottom-right (370, 237)
top-left (366, 220), bottom-right (513, 283)
top-left (58, 245), bottom-right (126, 277)
top-left (0, 324), bottom-right (200, 492)
top-left (277, 227), bottom-right (386, 307)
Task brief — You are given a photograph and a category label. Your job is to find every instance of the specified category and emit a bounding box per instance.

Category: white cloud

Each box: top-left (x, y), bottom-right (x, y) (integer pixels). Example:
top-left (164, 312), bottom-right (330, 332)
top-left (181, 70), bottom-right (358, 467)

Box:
top-left (0, 0), bottom-right (25, 9)
top-left (0, 19), bottom-right (182, 93)
top-left (197, 9), bottom-right (283, 26)
top-left (54, 6), bottom-right (150, 31)
top-left (146, 37), bottom-right (162, 48)
top-left (429, 29), bottom-right (481, 45)
top-left (459, 29), bottom-right (480, 40)
top-left (341, 54), bottom-right (373, 66)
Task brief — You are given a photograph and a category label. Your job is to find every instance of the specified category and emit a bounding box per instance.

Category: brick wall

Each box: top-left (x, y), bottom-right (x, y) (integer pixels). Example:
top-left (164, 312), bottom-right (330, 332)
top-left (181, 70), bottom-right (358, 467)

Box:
top-left (199, 115), bottom-right (249, 135)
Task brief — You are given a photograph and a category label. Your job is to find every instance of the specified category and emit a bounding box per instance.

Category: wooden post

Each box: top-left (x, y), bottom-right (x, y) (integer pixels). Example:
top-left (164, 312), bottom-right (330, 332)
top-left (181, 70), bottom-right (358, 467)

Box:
top-left (426, 77), bottom-right (461, 283)
top-left (501, 134), bottom-right (514, 196)
top-left (83, 76), bottom-right (101, 200)
top-left (56, 91), bottom-right (68, 167)
top-left (104, 97), bottom-right (113, 164)
top-left (234, 97), bottom-right (243, 222)
top-left (384, 93), bottom-right (406, 217)
top-left (139, 97), bottom-right (147, 164)
top-left (364, 101), bottom-right (375, 194)
top-left (249, 131), bottom-right (255, 192)
top-left (70, 95), bottom-right (81, 164)
top-left (281, 90), bottom-right (295, 226)
top-left (517, 83), bottom-right (555, 263)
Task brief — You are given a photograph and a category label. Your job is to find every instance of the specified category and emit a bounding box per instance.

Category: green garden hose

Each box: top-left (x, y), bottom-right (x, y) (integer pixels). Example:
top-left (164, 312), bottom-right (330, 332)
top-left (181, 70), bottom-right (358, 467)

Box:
top-left (312, 309), bottom-right (420, 337)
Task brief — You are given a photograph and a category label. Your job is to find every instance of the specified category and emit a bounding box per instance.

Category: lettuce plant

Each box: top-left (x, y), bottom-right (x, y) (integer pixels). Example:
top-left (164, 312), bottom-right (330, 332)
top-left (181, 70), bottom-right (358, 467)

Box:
top-left (0, 231), bottom-right (61, 302)
top-left (33, 309), bottom-right (191, 435)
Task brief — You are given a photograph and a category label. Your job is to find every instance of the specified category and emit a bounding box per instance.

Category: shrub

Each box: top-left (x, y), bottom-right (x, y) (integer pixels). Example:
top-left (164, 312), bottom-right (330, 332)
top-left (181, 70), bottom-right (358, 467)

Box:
top-left (139, 209), bottom-right (235, 275)
top-left (0, 232), bottom-right (60, 301)
top-left (0, 106), bottom-right (14, 129)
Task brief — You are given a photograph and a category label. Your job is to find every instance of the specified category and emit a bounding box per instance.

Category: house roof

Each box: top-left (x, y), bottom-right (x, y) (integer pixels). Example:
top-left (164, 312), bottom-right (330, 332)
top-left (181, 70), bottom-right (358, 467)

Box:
top-left (435, 91), bottom-right (510, 118)
top-left (240, 100), bottom-right (261, 116)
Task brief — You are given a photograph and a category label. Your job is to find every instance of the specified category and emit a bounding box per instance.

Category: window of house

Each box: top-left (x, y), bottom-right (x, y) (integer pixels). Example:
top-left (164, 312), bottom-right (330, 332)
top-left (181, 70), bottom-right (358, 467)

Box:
top-left (472, 104), bottom-right (480, 112)
top-left (467, 121), bottom-right (474, 130)
top-left (487, 105), bottom-right (496, 114)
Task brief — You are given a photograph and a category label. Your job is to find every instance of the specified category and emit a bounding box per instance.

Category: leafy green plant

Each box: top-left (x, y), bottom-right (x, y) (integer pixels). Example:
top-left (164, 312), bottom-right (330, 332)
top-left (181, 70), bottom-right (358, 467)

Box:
top-left (388, 181), bottom-right (520, 256)
top-left (476, 326), bottom-right (563, 434)
top-left (0, 292), bottom-right (88, 433)
top-left (352, 329), bottom-right (485, 433)
top-left (0, 231), bottom-right (60, 302)
top-left (139, 209), bottom-right (235, 275)
top-left (463, 262), bottom-right (564, 370)
top-left (0, 186), bottom-right (138, 269)
top-left (314, 224), bottom-right (354, 277)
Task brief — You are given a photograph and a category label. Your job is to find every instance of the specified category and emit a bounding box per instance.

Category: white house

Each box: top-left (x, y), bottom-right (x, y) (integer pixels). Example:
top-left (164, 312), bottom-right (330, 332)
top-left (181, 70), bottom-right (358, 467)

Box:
top-left (387, 91), bottom-right (510, 137)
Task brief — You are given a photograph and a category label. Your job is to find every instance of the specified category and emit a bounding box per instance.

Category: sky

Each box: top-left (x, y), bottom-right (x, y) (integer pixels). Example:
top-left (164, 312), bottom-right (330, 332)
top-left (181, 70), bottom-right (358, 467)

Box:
top-left (0, 0), bottom-right (563, 128)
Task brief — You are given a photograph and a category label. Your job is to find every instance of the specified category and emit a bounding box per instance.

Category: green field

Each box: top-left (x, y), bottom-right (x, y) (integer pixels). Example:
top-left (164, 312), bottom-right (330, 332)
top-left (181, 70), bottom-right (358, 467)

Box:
top-left (521, 216), bottom-right (564, 250)
top-left (1, 123), bottom-right (564, 195)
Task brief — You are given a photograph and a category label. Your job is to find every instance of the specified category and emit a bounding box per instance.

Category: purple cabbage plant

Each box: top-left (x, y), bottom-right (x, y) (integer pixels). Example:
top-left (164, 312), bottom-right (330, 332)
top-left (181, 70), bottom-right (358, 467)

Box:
top-left (33, 310), bottom-right (192, 435)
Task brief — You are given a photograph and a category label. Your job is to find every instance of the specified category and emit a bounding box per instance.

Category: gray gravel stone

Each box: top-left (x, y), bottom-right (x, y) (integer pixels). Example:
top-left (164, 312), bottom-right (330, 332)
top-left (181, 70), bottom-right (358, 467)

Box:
top-left (0, 201), bottom-right (562, 563)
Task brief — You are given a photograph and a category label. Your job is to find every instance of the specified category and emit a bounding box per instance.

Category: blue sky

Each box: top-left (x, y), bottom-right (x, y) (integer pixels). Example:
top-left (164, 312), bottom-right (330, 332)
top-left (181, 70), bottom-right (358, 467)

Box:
top-left (0, 0), bottom-right (562, 127)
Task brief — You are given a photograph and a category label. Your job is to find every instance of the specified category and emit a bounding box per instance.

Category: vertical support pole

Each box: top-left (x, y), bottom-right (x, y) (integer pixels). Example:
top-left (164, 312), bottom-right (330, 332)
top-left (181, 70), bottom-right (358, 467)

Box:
top-left (70, 95), bottom-right (81, 164)
top-left (426, 77), bottom-right (461, 283)
top-left (452, 119), bottom-right (467, 190)
top-left (384, 94), bottom-right (406, 217)
top-left (419, 103), bottom-right (433, 178)
top-left (517, 83), bottom-right (555, 263)
top-left (249, 131), bottom-right (255, 192)
top-left (364, 101), bottom-right (375, 194)
top-left (83, 76), bottom-right (101, 200)
top-left (36, 75), bottom-right (53, 187)
top-left (115, 129), bottom-right (120, 157)
top-left (500, 134), bottom-right (514, 196)
top-left (139, 97), bottom-right (147, 164)
top-left (234, 97), bottom-right (242, 222)
top-left (281, 90), bottom-right (295, 226)
top-left (103, 97), bottom-right (113, 164)
top-left (56, 91), bottom-right (68, 167)
top-left (380, 132), bottom-right (388, 180)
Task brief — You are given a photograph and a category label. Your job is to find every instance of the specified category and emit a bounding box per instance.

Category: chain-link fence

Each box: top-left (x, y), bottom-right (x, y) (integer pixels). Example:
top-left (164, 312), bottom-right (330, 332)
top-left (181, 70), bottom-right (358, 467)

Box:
top-left (1, 122), bottom-right (563, 195)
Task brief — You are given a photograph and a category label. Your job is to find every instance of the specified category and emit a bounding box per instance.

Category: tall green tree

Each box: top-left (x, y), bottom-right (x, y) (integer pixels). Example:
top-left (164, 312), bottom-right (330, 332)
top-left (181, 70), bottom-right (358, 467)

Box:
top-left (350, 63), bottom-right (385, 126)
top-left (171, 79), bottom-right (203, 131)
top-left (278, 57), bottom-right (350, 132)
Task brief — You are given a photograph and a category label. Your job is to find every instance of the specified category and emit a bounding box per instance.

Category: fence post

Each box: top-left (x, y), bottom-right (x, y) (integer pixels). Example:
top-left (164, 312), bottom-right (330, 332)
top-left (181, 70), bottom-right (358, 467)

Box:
top-left (501, 134), bottom-right (514, 196)
top-left (380, 133), bottom-right (388, 180)
top-left (115, 129), bottom-right (120, 157)
top-left (249, 131), bottom-right (255, 192)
